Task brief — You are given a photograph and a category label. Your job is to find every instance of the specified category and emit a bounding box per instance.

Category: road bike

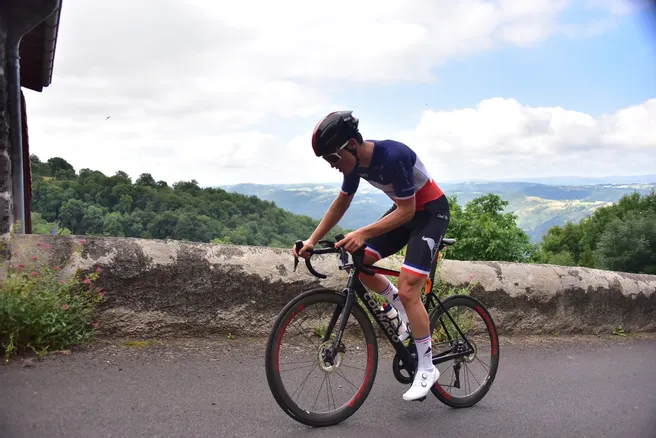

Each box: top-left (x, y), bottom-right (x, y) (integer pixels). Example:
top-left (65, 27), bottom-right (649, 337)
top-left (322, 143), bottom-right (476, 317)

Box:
top-left (265, 234), bottom-right (500, 427)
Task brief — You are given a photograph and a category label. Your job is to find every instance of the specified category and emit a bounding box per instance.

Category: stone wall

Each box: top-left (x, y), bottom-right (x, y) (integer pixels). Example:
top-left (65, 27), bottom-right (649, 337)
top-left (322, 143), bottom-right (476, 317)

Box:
top-left (0, 17), bottom-right (11, 238)
top-left (7, 233), bottom-right (656, 339)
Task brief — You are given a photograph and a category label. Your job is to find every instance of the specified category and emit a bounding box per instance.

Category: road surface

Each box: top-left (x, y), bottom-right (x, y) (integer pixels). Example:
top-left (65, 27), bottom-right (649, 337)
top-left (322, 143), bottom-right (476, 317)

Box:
top-left (1, 334), bottom-right (655, 438)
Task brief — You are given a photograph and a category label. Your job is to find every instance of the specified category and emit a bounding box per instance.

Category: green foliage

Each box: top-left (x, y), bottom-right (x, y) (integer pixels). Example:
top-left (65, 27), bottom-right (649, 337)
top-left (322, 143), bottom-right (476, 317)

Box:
top-left (443, 193), bottom-right (536, 262)
top-left (532, 191), bottom-right (656, 274)
top-left (595, 210), bottom-right (656, 274)
top-left (0, 240), bottom-right (107, 363)
top-left (29, 156), bottom-right (346, 248)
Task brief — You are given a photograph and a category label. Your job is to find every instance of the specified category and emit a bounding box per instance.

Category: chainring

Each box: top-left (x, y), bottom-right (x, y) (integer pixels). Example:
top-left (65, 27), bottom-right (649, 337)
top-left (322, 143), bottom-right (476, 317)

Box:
top-left (392, 342), bottom-right (418, 384)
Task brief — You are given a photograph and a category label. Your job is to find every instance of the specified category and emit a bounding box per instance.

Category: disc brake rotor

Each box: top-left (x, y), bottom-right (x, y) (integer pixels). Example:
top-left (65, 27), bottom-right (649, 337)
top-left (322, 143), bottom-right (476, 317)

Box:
top-left (317, 340), bottom-right (344, 372)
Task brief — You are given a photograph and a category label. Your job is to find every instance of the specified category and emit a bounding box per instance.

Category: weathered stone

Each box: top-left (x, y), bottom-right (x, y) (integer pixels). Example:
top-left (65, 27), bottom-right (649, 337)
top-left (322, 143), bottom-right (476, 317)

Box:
top-left (436, 259), bottom-right (656, 335)
top-left (0, 192), bottom-right (11, 235)
top-left (0, 16), bottom-right (12, 242)
top-left (0, 151), bottom-right (10, 192)
top-left (0, 17), bottom-right (8, 156)
top-left (6, 233), bottom-right (656, 339)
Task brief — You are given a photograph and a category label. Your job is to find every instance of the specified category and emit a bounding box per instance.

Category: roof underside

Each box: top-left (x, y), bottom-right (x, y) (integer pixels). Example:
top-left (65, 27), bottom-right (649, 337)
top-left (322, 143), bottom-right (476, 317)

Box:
top-left (19, 1), bottom-right (62, 92)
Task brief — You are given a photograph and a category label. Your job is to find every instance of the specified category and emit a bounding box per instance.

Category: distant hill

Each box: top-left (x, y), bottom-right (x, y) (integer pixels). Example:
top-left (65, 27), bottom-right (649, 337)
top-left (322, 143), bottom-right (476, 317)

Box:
top-left (219, 179), bottom-right (656, 243)
top-left (489, 174), bottom-right (656, 185)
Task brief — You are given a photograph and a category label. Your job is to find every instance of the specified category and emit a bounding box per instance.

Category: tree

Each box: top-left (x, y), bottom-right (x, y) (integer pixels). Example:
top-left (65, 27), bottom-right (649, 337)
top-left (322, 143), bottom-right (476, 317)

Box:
top-left (29, 155), bottom-right (347, 248)
top-left (136, 173), bottom-right (157, 187)
top-left (595, 210), bottom-right (656, 274)
top-left (446, 194), bottom-right (535, 262)
top-left (47, 157), bottom-right (76, 180)
top-left (532, 190), bottom-right (656, 274)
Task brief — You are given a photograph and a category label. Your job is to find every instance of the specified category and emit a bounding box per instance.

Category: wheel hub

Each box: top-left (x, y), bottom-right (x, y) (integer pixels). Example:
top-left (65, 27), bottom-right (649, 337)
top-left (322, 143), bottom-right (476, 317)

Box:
top-left (454, 339), bottom-right (477, 363)
top-left (317, 340), bottom-right (344, 372)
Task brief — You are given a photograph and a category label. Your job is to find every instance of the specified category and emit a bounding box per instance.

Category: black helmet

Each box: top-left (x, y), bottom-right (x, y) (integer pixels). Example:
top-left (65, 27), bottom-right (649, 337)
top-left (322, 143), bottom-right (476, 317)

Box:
top-left (311, 110), bottom-right (360, 157)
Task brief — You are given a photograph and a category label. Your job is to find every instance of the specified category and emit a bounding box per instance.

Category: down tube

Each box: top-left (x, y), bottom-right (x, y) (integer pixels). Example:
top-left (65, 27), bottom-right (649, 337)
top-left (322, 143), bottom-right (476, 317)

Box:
top-left (355, 281), bottom-right (416, 367)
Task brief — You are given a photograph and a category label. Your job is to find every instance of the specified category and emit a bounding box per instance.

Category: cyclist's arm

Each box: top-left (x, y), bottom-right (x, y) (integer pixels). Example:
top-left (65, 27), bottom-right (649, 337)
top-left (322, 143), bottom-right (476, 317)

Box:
top-left (307, 173), bottom-right (359, 245)
top-left (307, 192), bottom-right (353, 245)
top-left (359, 196), bottom-right (415, 240)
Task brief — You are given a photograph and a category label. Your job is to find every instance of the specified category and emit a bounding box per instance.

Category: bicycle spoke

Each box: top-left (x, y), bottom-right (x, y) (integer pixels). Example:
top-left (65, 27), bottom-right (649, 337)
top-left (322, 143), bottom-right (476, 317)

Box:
top-left (280, 362), bottom-right (316, 373)
top-left (334, 369), bottom-right (360, 391)
top-left (311, 374), bottom-right (328, 412)
top-left (474, 355), bottom-right (490, 372)
top-left (326, 374), bottom-right (337, 412)
top-left (290, 363), bottom-right (319, 403)
top-left (465, 363), bottom-right (481, 389)
top-left (338, 363), bottom-right (366, 372)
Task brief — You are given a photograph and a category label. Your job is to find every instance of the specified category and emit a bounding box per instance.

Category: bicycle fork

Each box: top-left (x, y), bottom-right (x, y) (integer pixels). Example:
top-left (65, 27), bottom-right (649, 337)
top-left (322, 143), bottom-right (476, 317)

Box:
top-left (319, 277), bottom-right (359, 366)
top-left (320, 271), bottom-right (419, 374)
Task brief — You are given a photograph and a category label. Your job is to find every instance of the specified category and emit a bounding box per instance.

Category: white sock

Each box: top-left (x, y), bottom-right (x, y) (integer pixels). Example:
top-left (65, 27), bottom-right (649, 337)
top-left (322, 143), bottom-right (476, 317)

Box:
top-left (415, 334), bottom-right (434, 373)
top-left (376, 281), bottom-right (408, 324)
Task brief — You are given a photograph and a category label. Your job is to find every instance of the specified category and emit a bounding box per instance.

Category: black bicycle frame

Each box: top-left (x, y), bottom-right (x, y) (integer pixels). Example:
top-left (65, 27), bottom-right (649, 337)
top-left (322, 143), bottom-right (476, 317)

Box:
top-left (294, 236), bottom-right (476, 372)
top-left (321, 262), bottom-right (475, 374)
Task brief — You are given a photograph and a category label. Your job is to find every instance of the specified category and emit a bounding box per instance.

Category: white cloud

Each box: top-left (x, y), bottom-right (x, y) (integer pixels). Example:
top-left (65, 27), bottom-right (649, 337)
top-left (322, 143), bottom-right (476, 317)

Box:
top-left (22, 0), bottom-right (645, 187)
top-left (397, 98), bottom-right (656, 182)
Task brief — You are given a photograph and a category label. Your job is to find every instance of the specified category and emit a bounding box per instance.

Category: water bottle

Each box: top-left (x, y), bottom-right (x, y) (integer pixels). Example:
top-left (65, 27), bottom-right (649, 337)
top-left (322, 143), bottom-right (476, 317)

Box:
top-left (381, 302), bottom-right (410, 342)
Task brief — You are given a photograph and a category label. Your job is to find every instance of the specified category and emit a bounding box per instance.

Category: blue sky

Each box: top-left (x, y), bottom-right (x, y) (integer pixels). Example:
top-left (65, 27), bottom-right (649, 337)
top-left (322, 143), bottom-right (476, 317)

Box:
top-left (25, 0), bottom-right (656, 186)
top-left (331, 7), bottom-right (656, 129)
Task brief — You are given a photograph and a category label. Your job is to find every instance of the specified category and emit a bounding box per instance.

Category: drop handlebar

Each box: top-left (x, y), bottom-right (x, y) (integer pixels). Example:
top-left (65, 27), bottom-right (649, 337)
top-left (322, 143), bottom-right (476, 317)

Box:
top-left (293, 234), bottom-right (376, 279)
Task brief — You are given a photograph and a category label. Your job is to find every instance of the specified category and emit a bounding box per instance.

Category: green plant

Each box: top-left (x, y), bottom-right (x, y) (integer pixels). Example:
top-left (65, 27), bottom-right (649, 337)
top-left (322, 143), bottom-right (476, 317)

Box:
top-left (0, 239), bottom-right (107, 363)
top-left (612, 325), bottom-right (626, 337)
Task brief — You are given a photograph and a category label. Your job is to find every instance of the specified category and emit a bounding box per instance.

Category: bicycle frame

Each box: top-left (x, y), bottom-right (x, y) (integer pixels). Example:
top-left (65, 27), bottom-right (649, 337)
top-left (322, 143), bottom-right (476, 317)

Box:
top-left (300, 236), bottom-right (476, 376)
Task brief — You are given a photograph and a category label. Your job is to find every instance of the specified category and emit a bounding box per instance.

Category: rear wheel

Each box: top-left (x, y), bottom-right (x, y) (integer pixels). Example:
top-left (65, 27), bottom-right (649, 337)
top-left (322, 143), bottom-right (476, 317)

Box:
top-left (428, 295), bottom-right (500, 408)
top-left (265, 288), bottom-right (378, 427)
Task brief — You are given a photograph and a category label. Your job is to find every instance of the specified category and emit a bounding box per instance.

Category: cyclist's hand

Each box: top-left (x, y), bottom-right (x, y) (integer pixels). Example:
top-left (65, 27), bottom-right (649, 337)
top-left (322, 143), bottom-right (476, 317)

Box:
top-left (335, 230), bottom-right (366, 253)
top-left (292, 240), bottom-right (314, 259)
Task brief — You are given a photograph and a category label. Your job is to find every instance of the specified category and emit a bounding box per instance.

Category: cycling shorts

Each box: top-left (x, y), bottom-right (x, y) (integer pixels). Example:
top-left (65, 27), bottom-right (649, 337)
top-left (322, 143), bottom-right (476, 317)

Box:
top-left (363, 194), bottom-right (450, 278)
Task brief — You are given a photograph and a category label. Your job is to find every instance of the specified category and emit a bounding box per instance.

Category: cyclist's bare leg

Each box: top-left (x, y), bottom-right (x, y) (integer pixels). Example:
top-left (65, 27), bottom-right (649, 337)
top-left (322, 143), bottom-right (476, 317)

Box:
top-left (398, 269), bottom-right (438, 401)
top-left (397, 271), bottom-right (429, 339)
top-left (344, 253), bottom-right (408, 325)
top-left (343, 252), bottom-right (392, 292)
top-left (355, 252), bottom-right (389, 292)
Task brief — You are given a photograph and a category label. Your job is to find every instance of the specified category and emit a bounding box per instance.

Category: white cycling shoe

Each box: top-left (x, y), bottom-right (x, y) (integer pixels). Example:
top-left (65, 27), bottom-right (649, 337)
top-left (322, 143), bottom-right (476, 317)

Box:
top-left (402, 365), bottom-right (440, 401)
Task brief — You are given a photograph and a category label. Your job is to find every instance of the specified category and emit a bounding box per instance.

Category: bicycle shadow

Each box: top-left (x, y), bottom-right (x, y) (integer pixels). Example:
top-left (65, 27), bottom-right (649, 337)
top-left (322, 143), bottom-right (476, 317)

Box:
top-left (267, 401), bottom-right (498, 437)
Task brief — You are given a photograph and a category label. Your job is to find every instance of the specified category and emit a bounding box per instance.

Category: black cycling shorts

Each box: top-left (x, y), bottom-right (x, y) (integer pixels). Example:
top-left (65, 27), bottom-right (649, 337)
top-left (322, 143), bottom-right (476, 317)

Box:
top-left (364, 194), bottom-right (450, 278)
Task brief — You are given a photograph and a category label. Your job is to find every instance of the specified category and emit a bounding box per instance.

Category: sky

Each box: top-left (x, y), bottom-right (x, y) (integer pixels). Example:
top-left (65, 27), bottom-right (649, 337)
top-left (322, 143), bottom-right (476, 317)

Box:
top-left (23, 0), bottom-right (656, 187)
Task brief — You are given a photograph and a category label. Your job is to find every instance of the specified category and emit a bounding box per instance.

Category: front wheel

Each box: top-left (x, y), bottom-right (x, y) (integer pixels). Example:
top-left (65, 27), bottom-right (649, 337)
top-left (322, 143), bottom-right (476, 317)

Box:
top-left (428, 294), bottom-right (500, 408)
top-left (265, 288), bottom-right (379, 427)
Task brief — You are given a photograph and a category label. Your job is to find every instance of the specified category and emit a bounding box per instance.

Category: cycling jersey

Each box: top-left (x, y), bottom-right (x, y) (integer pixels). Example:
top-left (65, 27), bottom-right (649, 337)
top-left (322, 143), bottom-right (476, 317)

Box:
top-left (338, 139), bottom-right (448, 277)
top-left (339, 139), bottom-right (444, 210)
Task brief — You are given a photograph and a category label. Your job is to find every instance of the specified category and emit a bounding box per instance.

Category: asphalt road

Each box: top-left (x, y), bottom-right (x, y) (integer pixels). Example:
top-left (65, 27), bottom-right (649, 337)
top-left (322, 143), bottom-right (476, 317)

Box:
top-left (1, 334), bottom-right (655, 438)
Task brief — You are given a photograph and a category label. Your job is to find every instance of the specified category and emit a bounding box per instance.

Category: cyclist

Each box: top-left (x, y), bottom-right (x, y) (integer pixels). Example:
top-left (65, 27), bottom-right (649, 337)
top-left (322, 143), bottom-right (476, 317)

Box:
top-left (292, 110), bottom-right (450, 401)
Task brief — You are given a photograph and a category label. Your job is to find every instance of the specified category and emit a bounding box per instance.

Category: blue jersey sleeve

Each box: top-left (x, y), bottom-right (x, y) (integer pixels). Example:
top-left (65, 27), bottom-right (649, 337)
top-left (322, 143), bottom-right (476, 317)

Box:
top-left (390, 147), bottom-right (416, 200)
top-left (340, 172), bottom-right (360, 196)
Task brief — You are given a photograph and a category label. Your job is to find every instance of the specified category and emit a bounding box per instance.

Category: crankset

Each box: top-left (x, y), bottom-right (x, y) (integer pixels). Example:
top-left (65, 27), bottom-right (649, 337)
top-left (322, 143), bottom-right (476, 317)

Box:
top-left (392, 342), bottom-right (418, 384)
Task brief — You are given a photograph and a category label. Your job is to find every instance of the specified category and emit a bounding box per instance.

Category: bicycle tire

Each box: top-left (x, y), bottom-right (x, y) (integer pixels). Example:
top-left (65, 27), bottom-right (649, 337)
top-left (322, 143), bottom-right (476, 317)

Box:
top-left (429, 294), bottom-right (500, 408)
top-left (265, 287), bottom-right (379, 427)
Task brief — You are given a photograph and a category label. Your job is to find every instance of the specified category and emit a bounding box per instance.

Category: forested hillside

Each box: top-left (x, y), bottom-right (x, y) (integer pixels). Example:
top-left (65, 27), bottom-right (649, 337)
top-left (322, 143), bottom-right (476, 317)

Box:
top-left (29, 155), bottom-right (345, 248)
top-left (532, 191), bottom-right (656, 274)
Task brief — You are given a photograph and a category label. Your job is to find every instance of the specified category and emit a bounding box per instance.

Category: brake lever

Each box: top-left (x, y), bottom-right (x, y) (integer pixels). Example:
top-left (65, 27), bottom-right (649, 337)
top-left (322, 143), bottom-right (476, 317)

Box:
top-left (293, 240), bottom-right (303, 272)
top-left (292, 240), bottom-right (328, 279)
top-left (332, 234), bottom-right (376, 277)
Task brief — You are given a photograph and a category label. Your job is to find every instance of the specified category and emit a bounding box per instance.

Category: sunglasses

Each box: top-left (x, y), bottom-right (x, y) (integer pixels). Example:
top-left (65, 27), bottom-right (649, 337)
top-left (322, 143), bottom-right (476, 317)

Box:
top-left (321, 140), bottom-right (349, 164)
